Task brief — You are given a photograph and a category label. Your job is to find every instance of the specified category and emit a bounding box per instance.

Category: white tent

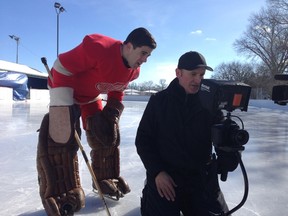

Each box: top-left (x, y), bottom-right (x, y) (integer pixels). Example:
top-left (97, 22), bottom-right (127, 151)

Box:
top-left (0, 60), bottom-right (47, 78)
top-left (0, 60), bottom-right (48, 100)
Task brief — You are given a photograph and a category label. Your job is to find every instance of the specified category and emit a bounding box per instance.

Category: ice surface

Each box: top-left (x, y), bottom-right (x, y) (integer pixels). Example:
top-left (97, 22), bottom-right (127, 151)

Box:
top-left (0, 99), bottom-right (287, 216)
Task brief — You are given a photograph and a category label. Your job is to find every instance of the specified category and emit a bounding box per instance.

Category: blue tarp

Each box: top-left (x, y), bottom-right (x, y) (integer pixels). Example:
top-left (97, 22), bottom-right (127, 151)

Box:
top-left (0, 71), bottom-right (29, 100)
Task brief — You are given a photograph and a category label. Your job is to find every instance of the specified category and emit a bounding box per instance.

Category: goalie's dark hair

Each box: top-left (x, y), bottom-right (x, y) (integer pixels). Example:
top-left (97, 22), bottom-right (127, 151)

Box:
top-left (124, 27), bottom-right (157, 49)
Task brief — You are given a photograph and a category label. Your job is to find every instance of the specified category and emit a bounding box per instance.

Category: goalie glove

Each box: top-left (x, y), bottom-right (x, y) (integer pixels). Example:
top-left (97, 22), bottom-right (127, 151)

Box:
top-left (86, 98), bottom-right (124, 146)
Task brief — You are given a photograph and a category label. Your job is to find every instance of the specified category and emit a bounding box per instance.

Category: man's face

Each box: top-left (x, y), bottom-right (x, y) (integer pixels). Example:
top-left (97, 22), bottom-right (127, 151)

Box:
top-left (125, 44), bottom-right (154, 69)
top-left (176, 68), bottom-right (206, 94)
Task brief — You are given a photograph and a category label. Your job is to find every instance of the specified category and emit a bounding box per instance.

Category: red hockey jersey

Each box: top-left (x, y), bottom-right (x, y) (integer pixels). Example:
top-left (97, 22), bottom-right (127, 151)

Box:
top-left (48, 34), bottom-right (140, 123)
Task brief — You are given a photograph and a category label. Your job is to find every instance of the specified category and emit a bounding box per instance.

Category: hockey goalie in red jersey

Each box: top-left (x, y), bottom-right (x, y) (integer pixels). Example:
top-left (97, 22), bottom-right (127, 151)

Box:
top-left (36, 27), bottom-right (156, 216)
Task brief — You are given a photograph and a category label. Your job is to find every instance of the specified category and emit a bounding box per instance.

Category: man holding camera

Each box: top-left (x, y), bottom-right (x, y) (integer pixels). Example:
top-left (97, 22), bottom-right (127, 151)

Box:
top-left (136, 51), bottom-right (235, 216)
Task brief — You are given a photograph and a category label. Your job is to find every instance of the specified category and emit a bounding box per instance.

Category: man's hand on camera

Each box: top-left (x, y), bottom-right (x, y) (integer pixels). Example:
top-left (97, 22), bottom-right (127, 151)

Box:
top-left (216, 149), bottom-right (239, 181)
top-left (155, 171), bottom-right (177, 202)
top-left (216, 150), bottom-right (239, 173)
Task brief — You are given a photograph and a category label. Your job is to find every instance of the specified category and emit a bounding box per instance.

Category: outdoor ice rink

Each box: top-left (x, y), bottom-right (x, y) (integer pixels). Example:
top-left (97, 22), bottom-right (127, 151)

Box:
top-left (0, 97), bottom-right (287, 216)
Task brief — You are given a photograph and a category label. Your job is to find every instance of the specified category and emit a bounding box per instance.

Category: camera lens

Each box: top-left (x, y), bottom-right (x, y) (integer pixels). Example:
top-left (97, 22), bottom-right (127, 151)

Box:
top-left (233, 129), bottom-right (249, 146)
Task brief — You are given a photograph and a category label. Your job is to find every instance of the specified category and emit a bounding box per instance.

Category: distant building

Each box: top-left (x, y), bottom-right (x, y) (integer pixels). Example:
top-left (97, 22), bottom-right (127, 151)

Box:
top-left (124, 88), bottom-right (157, 96)
top-left (0, 60), bottom-right (48, 100)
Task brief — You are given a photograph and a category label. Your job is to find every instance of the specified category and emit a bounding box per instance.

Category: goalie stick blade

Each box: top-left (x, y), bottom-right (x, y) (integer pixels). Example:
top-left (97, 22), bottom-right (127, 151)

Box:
top-left (92, 189), bottom-right (124, 201)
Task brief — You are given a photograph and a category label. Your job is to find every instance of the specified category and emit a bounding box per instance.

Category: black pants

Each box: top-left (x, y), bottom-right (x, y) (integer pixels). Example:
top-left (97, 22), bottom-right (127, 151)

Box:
top-left (140, 162), bottom-right (229, 216)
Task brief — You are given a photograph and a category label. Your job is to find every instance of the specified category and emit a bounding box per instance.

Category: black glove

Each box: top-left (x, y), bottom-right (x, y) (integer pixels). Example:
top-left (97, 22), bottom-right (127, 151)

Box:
top-left (214, 110), bottom-right (225, 124)
top-left (216, 149), bottom-right (239, 181)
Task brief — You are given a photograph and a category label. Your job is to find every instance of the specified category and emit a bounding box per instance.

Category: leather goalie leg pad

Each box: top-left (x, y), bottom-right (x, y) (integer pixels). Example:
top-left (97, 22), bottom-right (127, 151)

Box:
top-left (49, 106), bottom-right (75, 144)
top-left (43, 188), bottom-right (85, 216)
top-left (90, 146), bottom-right (130, 195)
top-left (90, 146), bottom-right (120, 180)
top-left (37, 114), bottom-right (85, 215)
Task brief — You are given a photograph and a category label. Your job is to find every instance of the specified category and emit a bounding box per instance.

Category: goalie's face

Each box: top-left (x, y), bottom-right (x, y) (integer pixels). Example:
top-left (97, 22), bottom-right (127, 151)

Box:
top-left (176, 68), bottom-right (206, 94)
top-left (123, 43), bottom-right (153, 69)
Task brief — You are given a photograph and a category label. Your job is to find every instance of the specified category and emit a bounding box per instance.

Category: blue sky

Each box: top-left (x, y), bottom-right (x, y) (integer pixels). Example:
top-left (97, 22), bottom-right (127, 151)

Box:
top-left (1, 0), bottom-right (267, 85)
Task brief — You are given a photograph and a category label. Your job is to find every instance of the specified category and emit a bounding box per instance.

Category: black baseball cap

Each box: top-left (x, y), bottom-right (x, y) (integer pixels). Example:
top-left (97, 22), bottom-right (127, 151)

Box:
top-left (177, 51), bottom-right (213, 71)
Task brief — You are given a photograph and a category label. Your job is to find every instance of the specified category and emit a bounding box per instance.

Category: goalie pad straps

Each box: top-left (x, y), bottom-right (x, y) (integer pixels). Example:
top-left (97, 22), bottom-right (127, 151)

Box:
top-left (37, 113), bottom-right (85, 216)
top-left (86, 131), bottom-right (131, 195)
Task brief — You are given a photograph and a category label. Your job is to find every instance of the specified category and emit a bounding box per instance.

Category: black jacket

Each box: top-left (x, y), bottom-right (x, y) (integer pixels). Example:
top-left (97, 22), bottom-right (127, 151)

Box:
top-left (136, 78), bottom-right (214, 186)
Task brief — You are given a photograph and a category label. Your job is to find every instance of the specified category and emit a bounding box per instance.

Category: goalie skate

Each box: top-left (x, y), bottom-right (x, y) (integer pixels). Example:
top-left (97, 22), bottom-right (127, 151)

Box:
top-left (92, 188), bottom-right (124, 201)
top-left (92, 177), bottom-right (130, 201)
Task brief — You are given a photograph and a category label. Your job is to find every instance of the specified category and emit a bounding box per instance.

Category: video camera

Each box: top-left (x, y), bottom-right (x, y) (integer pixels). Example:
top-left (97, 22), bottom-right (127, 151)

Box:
top-left (272, 74), bottom-right (288, 105)
top-left (199, 79), bottom-right (251, 152)
top-left (199, 79), bottom-right (251, 215)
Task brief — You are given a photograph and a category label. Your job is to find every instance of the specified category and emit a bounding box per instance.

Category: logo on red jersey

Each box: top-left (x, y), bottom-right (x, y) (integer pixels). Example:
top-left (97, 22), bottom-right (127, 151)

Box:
top-left (95, 82), bottom-right (126, 93)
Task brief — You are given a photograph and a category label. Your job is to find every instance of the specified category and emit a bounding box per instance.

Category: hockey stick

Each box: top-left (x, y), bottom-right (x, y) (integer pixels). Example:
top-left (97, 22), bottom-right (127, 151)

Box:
top-left (74, 132), bottom-right (111, 216)
top-left (40, 57), bottom-right (53, 83)
top-left (40, 57), bottom-right (111, 216)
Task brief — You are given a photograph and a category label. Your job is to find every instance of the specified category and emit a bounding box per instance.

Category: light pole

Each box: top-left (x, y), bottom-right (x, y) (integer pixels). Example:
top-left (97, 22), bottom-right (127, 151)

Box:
top-left (54, 2), bottom-right (65, 57)
top-left (9, 35), bottom-right (20, 63)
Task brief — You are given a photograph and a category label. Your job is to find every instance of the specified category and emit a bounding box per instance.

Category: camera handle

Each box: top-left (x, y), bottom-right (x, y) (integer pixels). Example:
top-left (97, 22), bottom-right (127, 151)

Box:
top-left (225, 151), bottom-right (249, 215)
top-left (210, 151), bottom-right (249, 216)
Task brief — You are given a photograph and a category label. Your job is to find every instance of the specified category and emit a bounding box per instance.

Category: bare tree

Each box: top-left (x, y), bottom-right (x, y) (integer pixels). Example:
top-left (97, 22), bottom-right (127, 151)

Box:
top-left (233, 5), bottom-right (288, 76)
top-left (252, 64), bottom-right (275, 98)
top-left (139, 81), bottom-right (154, 92)
top-left (212, 61), bottom-right (277, 98)
top-left (128, 82), bottom-right (138, 90)
top-left (211, 61), bottom-right (255, 84)
top-left (159, 79), bottom-right (167, 90)
top-left (268, 0), bottom-right (288, 24)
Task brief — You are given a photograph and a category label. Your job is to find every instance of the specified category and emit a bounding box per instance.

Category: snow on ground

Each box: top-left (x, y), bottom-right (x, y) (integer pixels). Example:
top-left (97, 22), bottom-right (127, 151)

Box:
top-left (0, 99), bottom-right (287, 216)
